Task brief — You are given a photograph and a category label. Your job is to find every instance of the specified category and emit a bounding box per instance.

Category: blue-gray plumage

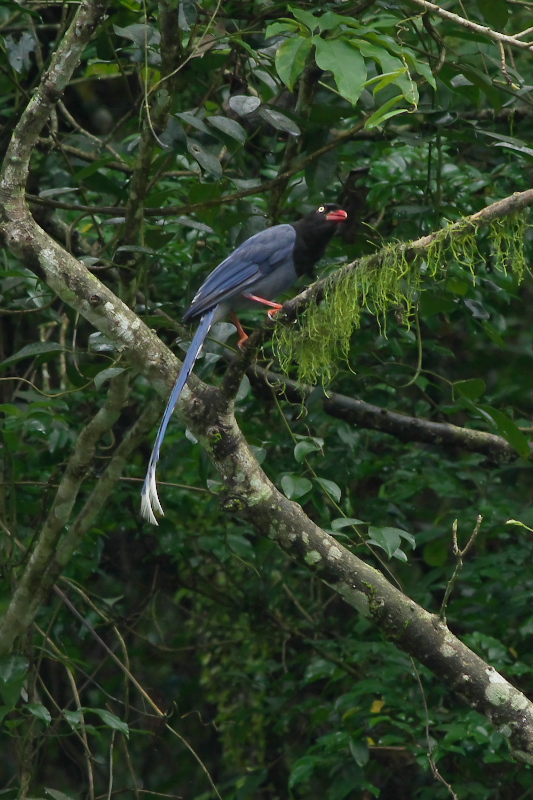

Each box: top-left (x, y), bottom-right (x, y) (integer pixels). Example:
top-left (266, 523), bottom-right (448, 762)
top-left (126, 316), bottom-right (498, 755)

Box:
top-left (141, 204), bottom-right (347, 524)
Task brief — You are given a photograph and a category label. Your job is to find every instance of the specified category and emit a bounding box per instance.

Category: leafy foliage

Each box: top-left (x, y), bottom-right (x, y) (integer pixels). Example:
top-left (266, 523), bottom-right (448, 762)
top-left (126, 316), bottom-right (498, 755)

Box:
top-left (1, 1), bottom-right (533, 799)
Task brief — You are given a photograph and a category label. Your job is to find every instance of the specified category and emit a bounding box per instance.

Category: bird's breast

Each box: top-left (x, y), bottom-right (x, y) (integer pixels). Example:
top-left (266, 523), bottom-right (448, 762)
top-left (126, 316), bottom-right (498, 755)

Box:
top-left (248, 260), bottom-right (298, 301)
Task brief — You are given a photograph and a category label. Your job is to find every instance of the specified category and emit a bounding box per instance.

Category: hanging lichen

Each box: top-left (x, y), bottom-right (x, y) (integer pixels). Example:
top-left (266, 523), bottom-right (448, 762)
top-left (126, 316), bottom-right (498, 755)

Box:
top-left (488, 213), bottom-right (527, 279)
top-left (273, 211), bottom-right (529, 386)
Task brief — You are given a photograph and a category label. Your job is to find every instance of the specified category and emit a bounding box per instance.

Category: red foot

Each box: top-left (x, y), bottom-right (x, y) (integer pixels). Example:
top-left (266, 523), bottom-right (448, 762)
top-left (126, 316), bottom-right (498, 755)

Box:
top-left (230, 312), bottom-right (249, 348)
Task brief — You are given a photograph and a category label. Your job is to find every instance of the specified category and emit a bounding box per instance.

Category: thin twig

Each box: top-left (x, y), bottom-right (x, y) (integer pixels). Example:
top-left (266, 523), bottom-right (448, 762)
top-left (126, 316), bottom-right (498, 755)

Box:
top-left (440, 515), bottom-right (483, 622)
top-left (406, 0), bottom-right (533, 51)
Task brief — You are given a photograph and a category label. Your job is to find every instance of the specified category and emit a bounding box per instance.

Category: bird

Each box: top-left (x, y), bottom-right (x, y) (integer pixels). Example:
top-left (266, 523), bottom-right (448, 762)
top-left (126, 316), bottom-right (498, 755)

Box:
top-left (141, 203), bottom-right (348, 524)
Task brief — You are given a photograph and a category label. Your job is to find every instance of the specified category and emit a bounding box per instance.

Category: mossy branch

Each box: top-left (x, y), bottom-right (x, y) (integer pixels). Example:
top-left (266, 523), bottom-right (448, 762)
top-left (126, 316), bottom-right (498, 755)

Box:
top-left (273, 193), bottom-right (532, 385)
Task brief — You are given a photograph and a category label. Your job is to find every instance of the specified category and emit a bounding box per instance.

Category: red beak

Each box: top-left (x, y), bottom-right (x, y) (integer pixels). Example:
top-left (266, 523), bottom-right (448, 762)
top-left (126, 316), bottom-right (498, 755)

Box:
top-left (326, 209), bottom-right (348, 222)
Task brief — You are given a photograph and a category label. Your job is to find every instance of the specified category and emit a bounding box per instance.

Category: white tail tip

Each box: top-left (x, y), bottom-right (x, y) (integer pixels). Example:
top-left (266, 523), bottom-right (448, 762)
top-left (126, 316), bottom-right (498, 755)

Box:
top-left (140, 467), bottom-right (164, 525)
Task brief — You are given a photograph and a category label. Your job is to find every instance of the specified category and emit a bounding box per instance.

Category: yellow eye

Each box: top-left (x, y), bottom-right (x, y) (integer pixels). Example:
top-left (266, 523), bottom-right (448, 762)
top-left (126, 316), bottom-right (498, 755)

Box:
top-left (317, 205), bottom-right (325, 212)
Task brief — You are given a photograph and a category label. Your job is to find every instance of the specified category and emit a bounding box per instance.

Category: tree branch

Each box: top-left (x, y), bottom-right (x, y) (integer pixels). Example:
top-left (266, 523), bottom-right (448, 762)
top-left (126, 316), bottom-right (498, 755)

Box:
top-left (248, 365), bottom-right (527, 463)
top-left (24, 119), bottom-right (365, 219)
top-left (2, 0), bottom-right (533, 762)
top-left (406, 0), bottom-right (533, 50)
top-left (221, 187), bottom-right (533, 398)
top-left (5, 162), bottom-right (533, 766)
top-left (0, 370), bottom-right (130, 656)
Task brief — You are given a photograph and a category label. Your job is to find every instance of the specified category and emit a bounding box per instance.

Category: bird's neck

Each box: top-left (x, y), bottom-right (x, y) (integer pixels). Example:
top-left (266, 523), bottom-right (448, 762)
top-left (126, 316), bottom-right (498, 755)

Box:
top-left (291, 221), bottom-right (336, 277)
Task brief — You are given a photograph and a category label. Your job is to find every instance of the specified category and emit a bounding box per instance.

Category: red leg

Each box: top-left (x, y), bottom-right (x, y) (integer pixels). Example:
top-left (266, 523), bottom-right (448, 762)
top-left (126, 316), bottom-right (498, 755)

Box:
top-left (242, 293), bottom-right (283, 318)
top-left (230, 311), bottom-right (249, 348)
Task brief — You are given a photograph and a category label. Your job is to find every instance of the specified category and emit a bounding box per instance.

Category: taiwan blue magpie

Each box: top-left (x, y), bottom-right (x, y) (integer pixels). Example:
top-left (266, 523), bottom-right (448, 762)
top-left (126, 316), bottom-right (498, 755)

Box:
top-left (141, 204), bottom-right (347, 523)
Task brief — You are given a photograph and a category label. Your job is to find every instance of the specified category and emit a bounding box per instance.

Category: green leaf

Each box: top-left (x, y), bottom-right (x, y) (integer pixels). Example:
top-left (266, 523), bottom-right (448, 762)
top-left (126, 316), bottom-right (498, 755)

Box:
top-left (313, 36), bottom-right (366, 106)
top-left (0, 655), bottom-right (28, 706)
top-left (226, 532), bottom-right (255, 560)
top-left (314, 477), bottom-right (341, 502)
top-left (281, 474), bottom-right (313, 500)
top-left (0, 342), bottom-right (64, 369)
top-left (173, 217), bottom-right (214, 233)
top-left (476, 0), bottom-right (508, 29)
top-left (265, 20), bottom-right (299, 38)
top-left (45, 789), bottom-right (77, 800)
top-left (506, 519), bottom-right (533, 533)
top-left (113, 23), bottom-right (160, 48)
top-left (492, 141), bottom-right (533, 162)
top-left (318, 10), bottom-right (355, 32)
top-left (94, 367), bottom-right (126, 390)
top-left (393, 548), bottom-right (408, 563)
top-left (402, 50), bottom-right (436, 89)
top-left (63, 709), bottom-right (84, 727)
top-left (115, 245), bottom-right (158, 255)
top-left (289, 6), bottom-right (319, 32)
top-left (461, 66), bottom-right (504, 110)
top-left (178, 0), bottom-right (196, 31)
top-left (294, 439), bottom-right (322, 462)
top-left (288, 755), bottom-right (319, 789)
top-left (177, 111), bottom-right (211, 135)
top-left (0, 655), bottom-right (29, 683)
top-left (90, 707), bottom-right (130, 737)
top-left (275, 36), bottom-right (313, 91)
top-left (207, 115), bottom-right (246, 143)
top-left (0, 403), bottom-right (23, 417)
top-left (331, 517), bottom-right (364, 531)
top-left (187, 139), bottom-right (222, 179)
top-left (366, 528), bottom-right (415, 562)
top-left (453, 379), bottom-right (486, 403)
top-left (228, 95), bottom-right (261, 116)
top-left (350, 737), bottom-right (369, 767)
top-left (364, 95), bottom-right (406, 129)
top-left (478, 405), bottom-right (531, 458)
top-left (445, 276), bottom-right (470, 296)
top-left (351, 38), bottom-right (417, 104)
top-left (396, 528), bottom-right (416, 548)
top-left (258, 108), bottom-right (301, 136)
top-left (26, 703), bottom-right (52, 725)
top-left (159, 116), bottom-right (187, 150)
top-left (303, 657), bottom-right (336, 683)
top-left (367, 526), bottom-right (401, 558)
top-left (364, 67), bottom-right (408, 95)
top-left (76, 156), bottom-right (115, 180)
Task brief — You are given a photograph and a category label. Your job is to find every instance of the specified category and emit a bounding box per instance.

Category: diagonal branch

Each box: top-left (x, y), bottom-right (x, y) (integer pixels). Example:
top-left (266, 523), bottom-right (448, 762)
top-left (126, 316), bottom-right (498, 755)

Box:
top-left (0, 370), bottom-right (130, 656)
top-left (406, 0), bottom-right (533, 50)
top-left (221, 187), bottom-right (533, 397)
top-left (1, 0), bottom-right (533, 759)
top-left (5, 163), bottom-right (533, 766)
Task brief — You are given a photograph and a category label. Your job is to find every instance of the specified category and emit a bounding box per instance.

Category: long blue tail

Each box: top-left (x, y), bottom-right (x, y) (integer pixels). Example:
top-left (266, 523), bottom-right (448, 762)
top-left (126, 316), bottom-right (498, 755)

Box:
top-left (141, 307), bottom-right (218, 524)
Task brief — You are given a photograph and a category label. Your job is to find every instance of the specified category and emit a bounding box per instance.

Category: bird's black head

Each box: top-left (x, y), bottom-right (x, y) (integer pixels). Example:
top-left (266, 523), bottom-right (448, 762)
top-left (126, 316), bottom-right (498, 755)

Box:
top-left (292, 203), bottom-right (347, 276)
top-left (303, 203), bottom-right (348, 227)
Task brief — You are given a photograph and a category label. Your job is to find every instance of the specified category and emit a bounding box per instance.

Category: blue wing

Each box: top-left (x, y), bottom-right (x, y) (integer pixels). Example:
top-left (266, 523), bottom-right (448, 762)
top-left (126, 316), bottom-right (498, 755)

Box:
top-left (183, 224), bottom-right (296, 322)
top-left (141, 307), bottom-right (217, 524)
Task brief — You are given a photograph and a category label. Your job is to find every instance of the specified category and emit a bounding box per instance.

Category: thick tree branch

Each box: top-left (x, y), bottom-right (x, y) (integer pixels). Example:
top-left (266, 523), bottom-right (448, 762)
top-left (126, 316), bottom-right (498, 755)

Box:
top-left (221, 187), bottom-right (533, 398)
top-left (177, 383), bottom-right (533, 764)
top-left (280, 188), bottom-right (533, 323)
top-left (248, 366), bottom-right (527, 463)
top-left (4, 178), bottom-right (533, 765)
top-left (0, 0), bottom-right (109, 203)
top-left (1, 0), bottom-right (533, 762)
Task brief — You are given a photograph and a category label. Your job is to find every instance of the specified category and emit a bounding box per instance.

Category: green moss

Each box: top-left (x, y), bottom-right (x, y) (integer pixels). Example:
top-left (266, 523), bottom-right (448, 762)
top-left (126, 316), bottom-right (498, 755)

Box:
top-left (489, 213), bottom-right (527, 279)
top-left (273, 212), bottom-right (528, 385)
